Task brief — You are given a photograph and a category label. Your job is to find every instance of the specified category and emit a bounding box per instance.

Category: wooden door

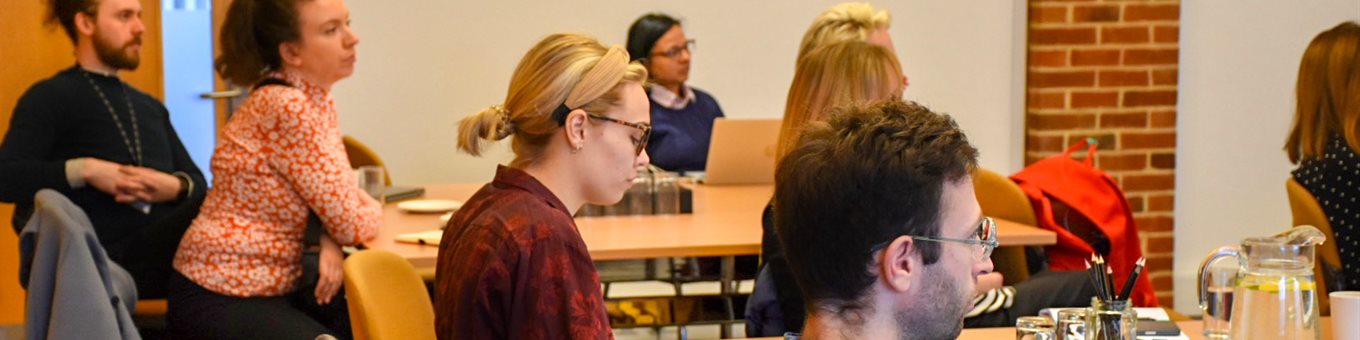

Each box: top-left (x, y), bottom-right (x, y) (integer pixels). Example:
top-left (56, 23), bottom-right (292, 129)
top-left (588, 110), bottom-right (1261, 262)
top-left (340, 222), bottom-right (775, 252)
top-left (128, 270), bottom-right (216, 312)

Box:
top-left (0, 0), bottom-right (164, 323)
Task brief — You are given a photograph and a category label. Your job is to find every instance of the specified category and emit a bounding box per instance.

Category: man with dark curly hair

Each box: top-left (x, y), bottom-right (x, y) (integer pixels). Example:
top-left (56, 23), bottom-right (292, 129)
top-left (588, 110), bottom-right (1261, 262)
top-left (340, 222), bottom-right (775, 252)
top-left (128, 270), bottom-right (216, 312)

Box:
top-left (776, 100), bottom-right (994, 339)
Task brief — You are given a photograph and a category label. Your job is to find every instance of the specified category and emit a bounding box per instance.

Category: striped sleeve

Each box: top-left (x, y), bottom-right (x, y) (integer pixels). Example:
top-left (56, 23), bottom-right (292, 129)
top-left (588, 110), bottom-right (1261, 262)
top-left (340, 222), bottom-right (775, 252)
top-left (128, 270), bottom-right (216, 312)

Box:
top-left (965, 286), bottom-right (1016, 318)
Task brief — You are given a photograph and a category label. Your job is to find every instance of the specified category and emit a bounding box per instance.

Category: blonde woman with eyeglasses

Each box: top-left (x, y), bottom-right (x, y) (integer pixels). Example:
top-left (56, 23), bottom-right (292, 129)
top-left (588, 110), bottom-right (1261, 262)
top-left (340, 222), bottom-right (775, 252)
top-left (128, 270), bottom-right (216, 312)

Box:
top-left (436, 33), bottom-right (650, 339)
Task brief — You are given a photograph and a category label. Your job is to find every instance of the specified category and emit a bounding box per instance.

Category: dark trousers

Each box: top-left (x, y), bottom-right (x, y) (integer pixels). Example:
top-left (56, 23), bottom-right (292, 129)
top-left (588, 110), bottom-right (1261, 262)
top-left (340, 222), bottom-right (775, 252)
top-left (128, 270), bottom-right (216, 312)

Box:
top-left (115, 194), bottom-right (205, 299)
top-left (165, 267), bottom-right (352, 340)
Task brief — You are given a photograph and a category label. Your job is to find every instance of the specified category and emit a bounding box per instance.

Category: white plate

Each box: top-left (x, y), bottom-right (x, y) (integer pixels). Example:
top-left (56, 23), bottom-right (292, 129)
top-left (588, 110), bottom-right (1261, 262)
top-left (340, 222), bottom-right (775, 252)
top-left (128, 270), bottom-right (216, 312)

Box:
top-left (397, 199), bottom-right (463, 214)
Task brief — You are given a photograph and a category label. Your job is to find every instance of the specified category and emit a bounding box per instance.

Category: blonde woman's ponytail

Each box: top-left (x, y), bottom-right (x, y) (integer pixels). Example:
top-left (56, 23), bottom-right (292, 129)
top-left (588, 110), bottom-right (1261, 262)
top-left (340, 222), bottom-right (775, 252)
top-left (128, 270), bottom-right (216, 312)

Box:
top-left (457, 105), bottom-right (513, 156)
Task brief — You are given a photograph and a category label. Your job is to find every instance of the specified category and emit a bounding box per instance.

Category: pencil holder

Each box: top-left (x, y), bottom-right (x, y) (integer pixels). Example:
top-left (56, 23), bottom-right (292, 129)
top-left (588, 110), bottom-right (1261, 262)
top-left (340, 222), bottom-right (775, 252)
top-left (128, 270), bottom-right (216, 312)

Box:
top-left (1086, 297), bottom-right (1136, 340)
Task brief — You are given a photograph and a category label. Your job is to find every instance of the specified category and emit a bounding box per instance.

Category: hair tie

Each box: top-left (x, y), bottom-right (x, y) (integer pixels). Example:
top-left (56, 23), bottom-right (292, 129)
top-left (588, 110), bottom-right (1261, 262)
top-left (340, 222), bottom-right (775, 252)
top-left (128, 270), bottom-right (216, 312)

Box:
top-left (493, 104), bottom-right (515, 137)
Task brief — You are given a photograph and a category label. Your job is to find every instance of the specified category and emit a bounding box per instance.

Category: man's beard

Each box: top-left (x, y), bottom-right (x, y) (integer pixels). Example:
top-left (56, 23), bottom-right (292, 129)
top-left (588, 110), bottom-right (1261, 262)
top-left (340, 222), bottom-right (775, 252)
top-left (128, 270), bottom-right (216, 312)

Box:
top-left (897, 264), bottom-right (971, 340)
top-left (94, 30), bottom-right (141, 70)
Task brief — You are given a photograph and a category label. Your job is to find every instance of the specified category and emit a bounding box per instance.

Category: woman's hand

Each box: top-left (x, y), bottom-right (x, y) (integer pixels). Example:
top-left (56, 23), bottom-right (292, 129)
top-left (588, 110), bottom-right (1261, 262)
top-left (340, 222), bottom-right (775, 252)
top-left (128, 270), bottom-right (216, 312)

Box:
top-left (315, 234), bottom-right (345, 305)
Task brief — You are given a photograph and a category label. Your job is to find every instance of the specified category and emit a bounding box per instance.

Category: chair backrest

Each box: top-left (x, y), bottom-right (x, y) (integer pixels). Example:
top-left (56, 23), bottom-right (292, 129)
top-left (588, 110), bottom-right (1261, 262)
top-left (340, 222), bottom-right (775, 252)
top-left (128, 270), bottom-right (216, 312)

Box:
top-left (972, 167), bottom-right (1036, 284)
top-left (343, 250), bottom-right (436, 340)
top-left (1285, 177), bottom-right (1339, 316)
top-left (21, 190), bottom-right (140, 339)
top-left (343, 135), bottom-right (391, 185)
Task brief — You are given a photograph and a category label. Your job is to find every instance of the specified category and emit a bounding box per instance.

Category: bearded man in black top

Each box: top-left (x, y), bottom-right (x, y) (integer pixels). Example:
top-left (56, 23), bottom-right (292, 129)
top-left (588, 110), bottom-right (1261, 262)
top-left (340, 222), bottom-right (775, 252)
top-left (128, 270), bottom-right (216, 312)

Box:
top-left (0, 0), bottom-right (207, 299)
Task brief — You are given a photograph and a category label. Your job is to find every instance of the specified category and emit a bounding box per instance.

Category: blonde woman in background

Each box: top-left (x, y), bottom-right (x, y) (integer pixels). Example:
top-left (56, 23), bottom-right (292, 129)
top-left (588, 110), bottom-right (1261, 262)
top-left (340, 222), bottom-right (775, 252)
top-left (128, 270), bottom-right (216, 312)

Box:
top-left (749, 41), bottom-right (906, 335)
top-left (776, 42), bottom-right (906, 161)
top-left (435, 33), bottom-right (650, 339)
top-left (755, 6), bottom-right (906, 334)
top-left (796, 2), bottom-right (897, 64)
top-left (782, 2), bottom-right (908, 157)
top-left (753, 42), bottom-right (1098, 336)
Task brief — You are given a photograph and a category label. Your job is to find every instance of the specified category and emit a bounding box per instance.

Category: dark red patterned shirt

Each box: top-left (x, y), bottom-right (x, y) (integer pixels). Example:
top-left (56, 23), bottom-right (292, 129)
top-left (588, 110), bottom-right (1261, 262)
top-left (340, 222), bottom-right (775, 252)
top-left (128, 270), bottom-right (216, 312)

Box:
top-left (435, 166), bottom-right (612, 340)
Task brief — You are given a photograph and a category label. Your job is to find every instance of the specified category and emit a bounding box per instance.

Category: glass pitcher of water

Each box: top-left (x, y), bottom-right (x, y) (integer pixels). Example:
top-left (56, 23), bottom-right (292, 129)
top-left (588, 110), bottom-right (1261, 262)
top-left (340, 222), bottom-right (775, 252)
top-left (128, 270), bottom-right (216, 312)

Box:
top-left (1197, 226), bottom-right (1325, 340)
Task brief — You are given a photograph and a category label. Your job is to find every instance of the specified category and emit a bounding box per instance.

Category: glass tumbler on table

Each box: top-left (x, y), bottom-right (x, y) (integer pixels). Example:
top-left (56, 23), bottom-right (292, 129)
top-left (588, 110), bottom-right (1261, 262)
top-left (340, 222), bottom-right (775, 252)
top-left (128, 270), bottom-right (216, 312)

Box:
top-left (357, 165), bottom-right (386, 204)
top-left (1056, 308), bottom-right (1087, 340)
top-left (1016, 315), bottom-right (1056, 340)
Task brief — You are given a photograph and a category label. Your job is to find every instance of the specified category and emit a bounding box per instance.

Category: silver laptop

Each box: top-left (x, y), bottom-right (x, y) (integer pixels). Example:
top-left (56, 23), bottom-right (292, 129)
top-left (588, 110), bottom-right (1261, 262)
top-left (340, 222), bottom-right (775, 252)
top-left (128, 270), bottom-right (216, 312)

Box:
top-left (703, 118), bottom-right (782, 185)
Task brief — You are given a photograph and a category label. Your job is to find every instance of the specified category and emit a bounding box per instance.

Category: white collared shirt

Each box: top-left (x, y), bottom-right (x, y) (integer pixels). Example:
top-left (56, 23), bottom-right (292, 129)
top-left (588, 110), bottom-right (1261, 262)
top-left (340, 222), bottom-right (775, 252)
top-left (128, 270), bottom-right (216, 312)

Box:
top-left (649, 83), bottom-right (697, 110)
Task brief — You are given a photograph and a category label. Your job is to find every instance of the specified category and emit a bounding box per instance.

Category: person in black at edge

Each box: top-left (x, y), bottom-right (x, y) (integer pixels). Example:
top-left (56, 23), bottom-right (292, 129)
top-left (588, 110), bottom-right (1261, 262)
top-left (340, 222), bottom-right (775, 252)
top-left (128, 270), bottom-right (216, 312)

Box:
top-left (0, 0), bottom-right (207, 300)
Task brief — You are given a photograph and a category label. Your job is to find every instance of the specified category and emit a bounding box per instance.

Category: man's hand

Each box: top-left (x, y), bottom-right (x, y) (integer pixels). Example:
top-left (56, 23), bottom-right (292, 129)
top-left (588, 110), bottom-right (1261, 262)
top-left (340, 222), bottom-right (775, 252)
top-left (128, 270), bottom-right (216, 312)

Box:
top-left (315, 234), bottom-right (345, 305)
top-left (118, 166), bottom-right (182, 203)
top-left (81, 157), bottom-right (145, 202)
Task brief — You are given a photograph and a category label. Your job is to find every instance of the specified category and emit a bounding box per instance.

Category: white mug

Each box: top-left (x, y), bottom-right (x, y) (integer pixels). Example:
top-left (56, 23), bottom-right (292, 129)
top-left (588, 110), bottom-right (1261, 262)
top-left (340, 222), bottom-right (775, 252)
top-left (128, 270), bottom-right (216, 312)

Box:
top-left (1331, 291), bottom-right (1360, 340)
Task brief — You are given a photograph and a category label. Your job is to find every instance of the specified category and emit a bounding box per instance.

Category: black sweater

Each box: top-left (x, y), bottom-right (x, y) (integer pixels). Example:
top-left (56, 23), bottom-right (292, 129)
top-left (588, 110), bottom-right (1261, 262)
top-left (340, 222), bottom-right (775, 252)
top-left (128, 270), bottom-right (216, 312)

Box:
top-left (0, 66), bottom-right (207, 258)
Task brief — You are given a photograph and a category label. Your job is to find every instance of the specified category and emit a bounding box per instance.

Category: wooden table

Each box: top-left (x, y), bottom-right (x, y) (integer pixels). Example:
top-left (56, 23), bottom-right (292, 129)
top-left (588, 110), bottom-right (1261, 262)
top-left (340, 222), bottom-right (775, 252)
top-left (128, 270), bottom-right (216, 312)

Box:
top-left (366, 183), bottom-right (1058, 268)
top-left (746, 318), bottom-right (1335, 339)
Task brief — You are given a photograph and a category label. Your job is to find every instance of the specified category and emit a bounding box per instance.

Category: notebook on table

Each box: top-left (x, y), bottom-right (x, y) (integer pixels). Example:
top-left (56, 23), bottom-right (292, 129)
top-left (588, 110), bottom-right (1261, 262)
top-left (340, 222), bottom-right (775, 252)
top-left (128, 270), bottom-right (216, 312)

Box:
top-left (395, 230), bottom-right (444, 245)
top-left (385, 185), bottom-right (425, 202)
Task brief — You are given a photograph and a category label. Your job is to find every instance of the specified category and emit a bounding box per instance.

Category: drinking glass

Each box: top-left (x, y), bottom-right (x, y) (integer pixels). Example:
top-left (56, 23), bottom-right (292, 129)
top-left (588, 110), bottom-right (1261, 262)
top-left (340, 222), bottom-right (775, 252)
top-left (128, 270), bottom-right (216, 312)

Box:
top-left (1056, 308), bottom-right (1087, 340)
top-left (1202, 265), bottom-right (1236, 339)
top-left (357, 165), bottom-right (386, 204)
top-left (1087, 298), bottom-right (1136, 340)
top-left (652, 171), bottom-right (680, 215)
top-left (1016, 316), bottom-right (1056, 340)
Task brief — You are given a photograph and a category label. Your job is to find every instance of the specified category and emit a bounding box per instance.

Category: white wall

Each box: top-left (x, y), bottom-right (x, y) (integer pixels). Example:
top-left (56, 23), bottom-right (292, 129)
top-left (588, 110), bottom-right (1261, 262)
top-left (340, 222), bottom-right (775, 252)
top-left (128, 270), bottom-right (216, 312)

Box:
top-left (333, 0), bottom-right (1027, 184)
top-left (1174, 1), bottom-right (1360, 314)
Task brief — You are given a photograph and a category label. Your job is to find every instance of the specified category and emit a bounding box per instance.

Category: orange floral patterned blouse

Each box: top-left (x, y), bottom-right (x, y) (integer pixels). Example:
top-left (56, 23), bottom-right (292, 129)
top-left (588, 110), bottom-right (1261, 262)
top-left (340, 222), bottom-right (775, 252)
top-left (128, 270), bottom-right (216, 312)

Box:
top-left (173, 71), bottom-right (381, 297)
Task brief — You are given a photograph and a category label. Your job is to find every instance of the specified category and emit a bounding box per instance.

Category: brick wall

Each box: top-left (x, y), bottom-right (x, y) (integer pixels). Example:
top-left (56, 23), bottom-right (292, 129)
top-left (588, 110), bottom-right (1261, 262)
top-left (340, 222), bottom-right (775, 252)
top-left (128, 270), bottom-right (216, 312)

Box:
top-left (1026, 0), bottom-right (1179, 307)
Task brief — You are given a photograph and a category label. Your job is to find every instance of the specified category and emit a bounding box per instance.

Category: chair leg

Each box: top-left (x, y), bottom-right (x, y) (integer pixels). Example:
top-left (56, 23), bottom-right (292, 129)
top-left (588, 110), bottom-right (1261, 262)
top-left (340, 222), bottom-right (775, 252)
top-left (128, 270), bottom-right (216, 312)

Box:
top-left (645, 259), bottom-right (658, 280)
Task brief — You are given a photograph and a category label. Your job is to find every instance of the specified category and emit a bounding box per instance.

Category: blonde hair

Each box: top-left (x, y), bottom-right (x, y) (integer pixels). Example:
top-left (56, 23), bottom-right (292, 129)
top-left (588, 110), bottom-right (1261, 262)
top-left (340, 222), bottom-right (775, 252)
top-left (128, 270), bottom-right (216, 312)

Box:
top-left (1286, 21), bottom-right (1360, 163)
top-left (778, 41), bottom-right (904, 162)
top-left (458, 33), bottom-right (648, 168)
top-left (797, 2), bottom-right (892, 62)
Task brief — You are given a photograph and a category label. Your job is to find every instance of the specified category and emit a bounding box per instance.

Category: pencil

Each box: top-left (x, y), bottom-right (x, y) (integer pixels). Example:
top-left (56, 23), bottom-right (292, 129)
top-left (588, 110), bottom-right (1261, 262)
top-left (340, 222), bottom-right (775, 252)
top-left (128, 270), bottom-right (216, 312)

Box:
top-left (1117, 257), bottom-right (1146, 301)
top-left (1085, 259), bottom-right (1105, 301)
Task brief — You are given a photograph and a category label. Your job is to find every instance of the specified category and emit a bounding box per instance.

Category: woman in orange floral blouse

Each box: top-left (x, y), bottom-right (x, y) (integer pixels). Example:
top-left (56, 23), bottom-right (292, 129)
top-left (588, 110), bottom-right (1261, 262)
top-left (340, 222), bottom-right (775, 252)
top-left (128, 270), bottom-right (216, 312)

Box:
top-left (436, 33), bottom-right (651, 339)
top-left (166, 0), bottom-right (379, 338)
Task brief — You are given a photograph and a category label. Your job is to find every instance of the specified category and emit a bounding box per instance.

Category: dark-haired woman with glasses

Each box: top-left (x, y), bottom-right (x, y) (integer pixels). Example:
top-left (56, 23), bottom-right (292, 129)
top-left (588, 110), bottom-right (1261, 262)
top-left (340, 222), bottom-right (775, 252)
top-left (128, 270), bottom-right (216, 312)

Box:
top-left (438, 33), bottom-right (650, 339)
top-left (627, 13), bottom-right (725, 173)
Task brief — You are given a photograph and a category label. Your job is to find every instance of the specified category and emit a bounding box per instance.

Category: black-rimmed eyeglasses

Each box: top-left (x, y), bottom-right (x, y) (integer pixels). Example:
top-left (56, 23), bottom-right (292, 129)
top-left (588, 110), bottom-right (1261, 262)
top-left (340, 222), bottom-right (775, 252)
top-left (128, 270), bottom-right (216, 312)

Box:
top-left (586, 113), bottom-right (651, 156)
top-left (652, 39), bottom-right (696, 59)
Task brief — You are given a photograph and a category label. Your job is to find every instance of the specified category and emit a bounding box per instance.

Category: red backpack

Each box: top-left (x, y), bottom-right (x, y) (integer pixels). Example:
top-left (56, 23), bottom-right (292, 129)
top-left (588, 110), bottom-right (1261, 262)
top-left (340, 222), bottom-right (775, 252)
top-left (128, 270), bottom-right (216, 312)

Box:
top-left (1010, 141), bottom-right (1158, 306)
